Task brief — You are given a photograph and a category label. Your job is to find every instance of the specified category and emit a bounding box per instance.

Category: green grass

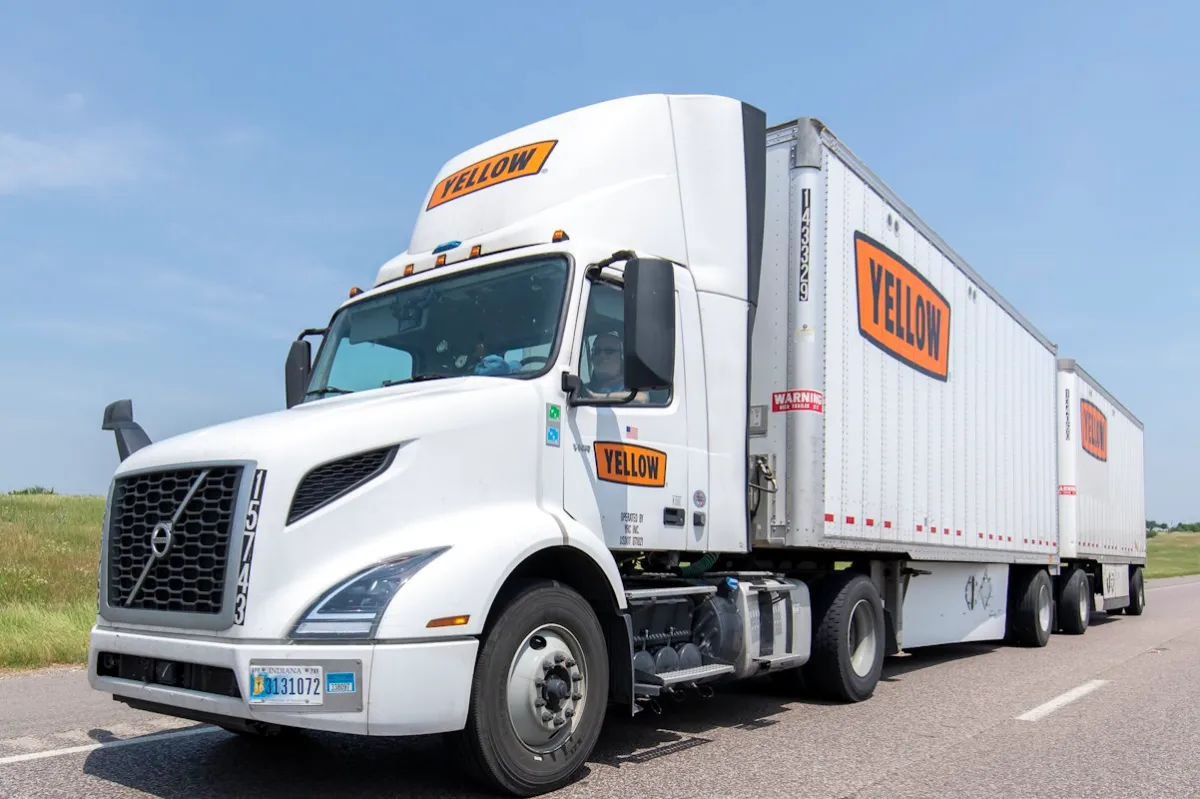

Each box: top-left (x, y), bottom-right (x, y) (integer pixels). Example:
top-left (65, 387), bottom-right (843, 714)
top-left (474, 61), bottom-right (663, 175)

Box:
top-left (1145, 532), bottom-right (1200, 580)
top-left (0, 494), bottom-right (104, 669)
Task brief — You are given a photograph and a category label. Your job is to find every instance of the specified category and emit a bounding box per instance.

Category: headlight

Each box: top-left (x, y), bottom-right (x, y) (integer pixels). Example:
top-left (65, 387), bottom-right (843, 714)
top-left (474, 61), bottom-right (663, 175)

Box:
top-left (290, 548), bottom-right (447, 640)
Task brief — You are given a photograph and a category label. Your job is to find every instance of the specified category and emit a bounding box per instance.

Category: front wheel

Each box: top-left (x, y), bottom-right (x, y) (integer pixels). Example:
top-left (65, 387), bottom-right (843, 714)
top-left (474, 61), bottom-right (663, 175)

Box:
top-left (454, 580), bottom-right (609, 797)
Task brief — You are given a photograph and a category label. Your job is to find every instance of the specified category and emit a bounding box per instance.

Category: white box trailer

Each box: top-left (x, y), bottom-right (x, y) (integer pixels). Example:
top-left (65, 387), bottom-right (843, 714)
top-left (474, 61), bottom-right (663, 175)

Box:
top-left (751, 118), bottom-right (1060, 564)
top-left (748, 118), bottom-right (1066, 651)
top-left (86, 94), bottom-right (1147, 796)
top-left (1056, 358), bottom-right (1147, 623)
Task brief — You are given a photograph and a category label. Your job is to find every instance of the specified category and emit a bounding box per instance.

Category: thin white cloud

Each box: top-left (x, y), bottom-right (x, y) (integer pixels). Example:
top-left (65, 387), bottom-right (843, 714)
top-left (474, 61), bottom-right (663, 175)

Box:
top-left (141, 267), bottom-right (267, 307)
top-left (0, 128), bottom-right (152, 195)
top-left (215, 126), bottom-right (268, 150)
top-left (188, 304), bottom-right (294, 343)
top-left (7, 315), bottom-right (162, 343)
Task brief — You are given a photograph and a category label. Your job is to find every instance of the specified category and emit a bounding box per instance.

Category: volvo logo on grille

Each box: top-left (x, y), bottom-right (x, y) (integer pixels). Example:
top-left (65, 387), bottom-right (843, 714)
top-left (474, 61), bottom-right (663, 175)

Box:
top-left (124, 469), bottom-right (210, 607)
top-left (150, 522), bottom-right (174, 558)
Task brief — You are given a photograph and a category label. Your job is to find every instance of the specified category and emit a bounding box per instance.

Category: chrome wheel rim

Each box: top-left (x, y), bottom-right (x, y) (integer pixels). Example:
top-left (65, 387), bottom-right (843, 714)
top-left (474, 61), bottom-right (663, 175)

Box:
top-left (847, 599), bottom-right (877, 678)
top-left (506, 624), bottom-right (587, 754)
top-left (1079, 579), bottom-right (1089, 624)
top-left (1038, 583), bottom-right (1052, 631)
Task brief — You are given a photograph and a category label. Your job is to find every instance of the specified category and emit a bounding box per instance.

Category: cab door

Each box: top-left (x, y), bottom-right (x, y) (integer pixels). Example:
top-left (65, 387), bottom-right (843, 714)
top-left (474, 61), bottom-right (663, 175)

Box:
top-left (562, 272), bottom-right (689, 553)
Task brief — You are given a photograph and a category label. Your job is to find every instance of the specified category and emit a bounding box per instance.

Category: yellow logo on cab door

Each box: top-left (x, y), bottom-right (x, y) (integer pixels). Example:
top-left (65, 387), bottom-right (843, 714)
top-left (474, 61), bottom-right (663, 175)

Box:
top-left (594, 442), bottom-right (667, 488)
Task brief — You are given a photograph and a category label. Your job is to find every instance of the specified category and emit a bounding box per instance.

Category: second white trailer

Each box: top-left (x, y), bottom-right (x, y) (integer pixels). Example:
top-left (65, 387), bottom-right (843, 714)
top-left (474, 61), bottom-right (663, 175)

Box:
top-left (1055, 358), bottom-right (1147, 629)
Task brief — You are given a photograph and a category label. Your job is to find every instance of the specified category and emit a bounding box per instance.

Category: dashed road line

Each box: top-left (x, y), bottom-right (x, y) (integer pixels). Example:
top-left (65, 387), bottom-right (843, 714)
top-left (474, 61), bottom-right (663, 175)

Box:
top-left (1016, 679), bottom-right (1109, 722)
top-left (0, 724), bottom-right (224, 766)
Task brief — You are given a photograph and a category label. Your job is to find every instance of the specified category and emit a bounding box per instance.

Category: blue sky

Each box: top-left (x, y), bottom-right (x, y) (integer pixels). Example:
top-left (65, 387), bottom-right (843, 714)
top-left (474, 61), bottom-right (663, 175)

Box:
top-left (1, 1), bottom-right (1196, 521)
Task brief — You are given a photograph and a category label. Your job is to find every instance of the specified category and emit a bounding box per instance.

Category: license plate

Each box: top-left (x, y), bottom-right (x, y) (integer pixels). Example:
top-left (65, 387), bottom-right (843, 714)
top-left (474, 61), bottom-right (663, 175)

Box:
top-left (248, 664), bottom-right (324, 705)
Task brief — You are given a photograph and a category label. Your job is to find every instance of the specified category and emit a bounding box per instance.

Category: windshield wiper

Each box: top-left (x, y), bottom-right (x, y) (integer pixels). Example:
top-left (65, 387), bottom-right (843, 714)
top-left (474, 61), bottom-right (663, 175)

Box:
top-left (305, 386), bottom-right (353, 398)
top-left (381, 373), bottom-right (455, 387)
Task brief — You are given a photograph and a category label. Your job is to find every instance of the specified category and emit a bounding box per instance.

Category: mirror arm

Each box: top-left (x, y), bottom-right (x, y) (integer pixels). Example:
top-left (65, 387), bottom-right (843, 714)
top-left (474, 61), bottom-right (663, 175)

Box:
top-left (562, 372), bottom-right (640, 408)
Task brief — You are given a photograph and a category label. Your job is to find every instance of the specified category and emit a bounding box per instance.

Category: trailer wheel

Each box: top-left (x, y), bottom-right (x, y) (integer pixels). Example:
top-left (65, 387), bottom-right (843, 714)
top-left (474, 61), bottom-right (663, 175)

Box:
top-left (1007, 568), bottom-right (1053, 647)
top-left (454, 579), bottom-right (608, 797)
top-left (1056, 568), bottom-right (1090, 635)
top-left (803, 571), bottom-right (884, 703)
top-left (1125, 567), bottom-right (1146, 616)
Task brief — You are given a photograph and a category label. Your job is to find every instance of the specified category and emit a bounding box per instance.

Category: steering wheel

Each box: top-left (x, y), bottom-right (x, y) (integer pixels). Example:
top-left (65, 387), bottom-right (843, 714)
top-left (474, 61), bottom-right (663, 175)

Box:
top-left (520, 356), bottom-right (549, 369)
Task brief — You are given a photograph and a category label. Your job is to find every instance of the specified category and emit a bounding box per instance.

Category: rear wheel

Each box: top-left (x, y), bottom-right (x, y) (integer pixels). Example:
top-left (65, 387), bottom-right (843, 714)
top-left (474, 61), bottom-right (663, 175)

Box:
top-left (1007, 568), bottom-right (1053, 647)
top-left (803, 571), bottom-right (885, 702)
top-left (1126, 567), bottom-right (1146, 616)
top-left (1057, 568), bottom-right (1091, 635)
top-left (454, 580), bottom-right (609, 797)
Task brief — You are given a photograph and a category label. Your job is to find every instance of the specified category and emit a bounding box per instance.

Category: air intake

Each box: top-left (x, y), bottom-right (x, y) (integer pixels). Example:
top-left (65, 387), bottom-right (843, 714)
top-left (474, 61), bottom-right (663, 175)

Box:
top-left (287, 446), bottom-right (398, 524)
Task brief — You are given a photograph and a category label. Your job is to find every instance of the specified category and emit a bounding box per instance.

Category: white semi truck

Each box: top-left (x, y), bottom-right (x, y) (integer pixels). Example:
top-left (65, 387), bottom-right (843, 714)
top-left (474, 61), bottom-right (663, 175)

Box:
top-left (88, 93), bottom-right (1147, 795)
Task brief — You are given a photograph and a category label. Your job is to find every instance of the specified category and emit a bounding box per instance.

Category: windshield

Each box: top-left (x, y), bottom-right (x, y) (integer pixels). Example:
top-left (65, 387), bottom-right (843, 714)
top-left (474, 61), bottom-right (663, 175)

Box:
top-left (305, 255), bottom-right (570, 401)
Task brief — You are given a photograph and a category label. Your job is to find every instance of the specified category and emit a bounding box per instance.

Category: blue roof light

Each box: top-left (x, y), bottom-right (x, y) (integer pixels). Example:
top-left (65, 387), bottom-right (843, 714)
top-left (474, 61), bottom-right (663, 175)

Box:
top-left (432, 240), bottom-right (462, 254)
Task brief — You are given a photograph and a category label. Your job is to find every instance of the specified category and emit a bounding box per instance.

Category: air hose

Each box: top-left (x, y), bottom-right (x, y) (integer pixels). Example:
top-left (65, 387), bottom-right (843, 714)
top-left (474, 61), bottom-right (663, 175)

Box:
top-left (679, 552), bottom-right (719, 577)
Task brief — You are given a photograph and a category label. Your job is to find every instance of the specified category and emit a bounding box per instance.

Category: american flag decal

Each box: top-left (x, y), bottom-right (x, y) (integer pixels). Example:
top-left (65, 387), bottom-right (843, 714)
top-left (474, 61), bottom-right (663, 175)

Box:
top-left (625, 425), bottom-right (638, 440)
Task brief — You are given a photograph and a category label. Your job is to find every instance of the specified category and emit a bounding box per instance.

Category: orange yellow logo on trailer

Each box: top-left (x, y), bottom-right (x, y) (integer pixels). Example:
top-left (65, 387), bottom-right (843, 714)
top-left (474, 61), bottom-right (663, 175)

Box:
top-left (854, 232), bottom-right (951, 381)
top-left (1080, 399), bottom-right (1108, 462)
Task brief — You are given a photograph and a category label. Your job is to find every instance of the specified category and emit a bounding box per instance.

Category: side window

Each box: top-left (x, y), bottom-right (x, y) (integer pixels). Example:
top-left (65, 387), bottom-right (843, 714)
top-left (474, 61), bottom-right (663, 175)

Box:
top-left (578, 280), bottom-right (671, 406)
top-left (326, 340), bottom-right (413, 391)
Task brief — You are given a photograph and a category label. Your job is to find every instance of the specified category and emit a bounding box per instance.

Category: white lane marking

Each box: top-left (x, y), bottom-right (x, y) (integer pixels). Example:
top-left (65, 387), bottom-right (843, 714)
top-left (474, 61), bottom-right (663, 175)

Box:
top-left (1016, 679), bottom-right (1109, 722)
top-left (0, 725), bottom-right (222, 766)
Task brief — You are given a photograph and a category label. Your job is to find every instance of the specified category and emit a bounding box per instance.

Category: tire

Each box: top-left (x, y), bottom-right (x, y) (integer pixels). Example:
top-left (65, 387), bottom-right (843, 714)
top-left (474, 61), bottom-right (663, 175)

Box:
top-left (454, 580), bottom-right (609, 797)
top-left (1056, 568), bottom-right (1091, 635)
top-left (1007, 568), bottom-right (1053, 647)
top-left (802, 571), bottom-right (885, 703)
top-left (1126, 567), bottom-right (1146, 616)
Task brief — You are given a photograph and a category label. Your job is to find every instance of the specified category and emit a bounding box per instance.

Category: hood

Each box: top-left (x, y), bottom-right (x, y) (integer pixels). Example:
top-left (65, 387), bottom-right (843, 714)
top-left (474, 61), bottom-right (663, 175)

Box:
top-left (117, 376), bottom-right (519, 475)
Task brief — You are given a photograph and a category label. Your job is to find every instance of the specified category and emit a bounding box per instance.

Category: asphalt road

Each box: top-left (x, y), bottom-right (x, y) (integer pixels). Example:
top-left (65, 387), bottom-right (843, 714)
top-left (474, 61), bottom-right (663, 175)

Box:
top-left (3, 575), bottom-right (1199, 799)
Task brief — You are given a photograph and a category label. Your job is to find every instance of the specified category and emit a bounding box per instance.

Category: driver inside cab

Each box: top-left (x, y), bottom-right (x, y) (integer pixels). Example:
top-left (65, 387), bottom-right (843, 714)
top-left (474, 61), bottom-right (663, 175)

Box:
top-left (584, 332), bottom-right (666, 404)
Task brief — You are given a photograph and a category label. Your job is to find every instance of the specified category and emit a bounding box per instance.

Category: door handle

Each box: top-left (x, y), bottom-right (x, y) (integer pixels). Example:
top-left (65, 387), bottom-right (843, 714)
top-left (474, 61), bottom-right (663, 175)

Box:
top-left (663, 507), bottom-right (685, 527)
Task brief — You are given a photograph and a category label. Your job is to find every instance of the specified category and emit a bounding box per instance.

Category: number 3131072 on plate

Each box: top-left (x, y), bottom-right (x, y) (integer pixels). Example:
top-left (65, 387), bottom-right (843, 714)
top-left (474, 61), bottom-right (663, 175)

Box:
top-left (248, 664), bottom-right (324, 705)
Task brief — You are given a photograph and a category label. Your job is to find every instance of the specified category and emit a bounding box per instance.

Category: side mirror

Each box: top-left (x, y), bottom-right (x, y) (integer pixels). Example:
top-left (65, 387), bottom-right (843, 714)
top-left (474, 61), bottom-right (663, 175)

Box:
top-left (623, 257), bottom-right (675, 391)
top-left (285, 339), bottom-right (313, 408)
top-left (101, 399), bottom-right (152, 462)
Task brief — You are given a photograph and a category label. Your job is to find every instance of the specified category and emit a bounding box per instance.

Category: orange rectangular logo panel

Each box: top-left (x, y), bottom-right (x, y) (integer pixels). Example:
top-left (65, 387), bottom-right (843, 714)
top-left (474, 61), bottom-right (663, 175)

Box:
top-left (854, 231), bottom-right (951, 381)
top-left (1080, 399), bottom-right (1108, 462)
top-left (594, 442), bottom-right (667, 488)
top-left (426, 140), bottom-right (557, 210)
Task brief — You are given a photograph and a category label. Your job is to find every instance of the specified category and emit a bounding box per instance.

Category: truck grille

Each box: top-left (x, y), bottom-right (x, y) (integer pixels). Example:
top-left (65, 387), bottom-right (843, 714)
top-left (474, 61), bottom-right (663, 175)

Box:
top-left (107, 466), bottom-right (243, 614)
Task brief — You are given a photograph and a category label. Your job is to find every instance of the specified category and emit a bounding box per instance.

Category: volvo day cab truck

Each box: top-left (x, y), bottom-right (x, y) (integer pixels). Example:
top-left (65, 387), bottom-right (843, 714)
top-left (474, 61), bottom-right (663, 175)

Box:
top-left (88, 93), bottom-right (1147, 796)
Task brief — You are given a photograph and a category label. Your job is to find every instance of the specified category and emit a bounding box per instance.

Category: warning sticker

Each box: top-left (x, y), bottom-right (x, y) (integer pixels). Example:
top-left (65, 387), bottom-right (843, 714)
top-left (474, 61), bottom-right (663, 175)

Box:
top-left (1058, 485), bottom-right (1077, 496)
top-left (772, 389), bottom-right (824, 413)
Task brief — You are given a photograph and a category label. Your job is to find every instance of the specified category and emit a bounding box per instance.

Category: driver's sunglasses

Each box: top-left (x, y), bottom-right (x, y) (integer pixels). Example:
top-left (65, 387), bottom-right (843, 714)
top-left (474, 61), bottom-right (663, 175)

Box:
top-left (594, 346), bottom-right (621, 356)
